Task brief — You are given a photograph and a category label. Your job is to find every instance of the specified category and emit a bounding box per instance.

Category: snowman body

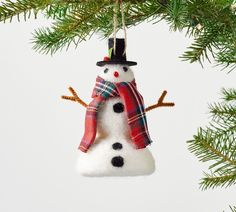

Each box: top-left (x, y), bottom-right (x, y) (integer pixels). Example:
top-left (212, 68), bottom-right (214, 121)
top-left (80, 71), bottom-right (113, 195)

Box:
top-left (76, 64), bottom-right (155, 177)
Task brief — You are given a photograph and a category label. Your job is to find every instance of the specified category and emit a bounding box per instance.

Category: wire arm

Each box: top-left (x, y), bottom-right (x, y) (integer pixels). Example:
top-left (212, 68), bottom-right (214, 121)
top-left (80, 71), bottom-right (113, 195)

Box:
top-left (61, 87), bottom-right (88, 108)
top-left (145, 90), bottom-right (175, 112)
top-left (62, 88), bottom-right (174, 111)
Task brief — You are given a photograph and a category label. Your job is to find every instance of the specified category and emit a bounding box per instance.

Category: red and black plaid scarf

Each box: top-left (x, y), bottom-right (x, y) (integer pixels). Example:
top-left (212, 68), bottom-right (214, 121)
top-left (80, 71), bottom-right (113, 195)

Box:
top-left (79, 76), bottom-right (152, 153)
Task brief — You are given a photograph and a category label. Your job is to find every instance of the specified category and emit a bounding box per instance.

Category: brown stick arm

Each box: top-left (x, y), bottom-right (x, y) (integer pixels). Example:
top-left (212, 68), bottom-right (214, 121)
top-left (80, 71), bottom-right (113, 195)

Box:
top-left (145, 90), bottom-right (175, 112)
top-left (61, 87), bottom-right (88, 108)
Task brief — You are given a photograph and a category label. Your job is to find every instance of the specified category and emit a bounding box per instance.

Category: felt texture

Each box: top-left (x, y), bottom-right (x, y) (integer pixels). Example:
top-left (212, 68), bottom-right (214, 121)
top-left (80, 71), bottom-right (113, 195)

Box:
top-left (99, 64), bottom-right (135, 83)
top-left (76, 97), bottom-right (155, 176)
top-left (111, 156), bottom-right (124, 167)
top-left (76, 64), bottom-right (155, 176)
top-left (96, 38), bottom-right (137, 67)
top-left (61, 65), bottom-right (175, 176)
top-left (112, 142), bottom-right (123, 150)
top-left (79, 76), bottom-right (152, 152)
top-left (113, 102), bottom-right (124, 113)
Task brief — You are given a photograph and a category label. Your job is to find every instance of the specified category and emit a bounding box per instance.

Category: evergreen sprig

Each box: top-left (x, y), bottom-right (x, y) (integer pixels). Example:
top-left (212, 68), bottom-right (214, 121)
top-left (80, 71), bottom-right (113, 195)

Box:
top-left (224, 206), bottom-right (236, 212)
top-left (0, 0), bottom-right (235, 70)
top-left (222, 88), bottom-right (236, 102)
top-left (33, 1), bottom-right (112, 54)
top-left (0, 0), bottom-right (75, 22)
top-left (188, 88), bottom-right (236, 190)
top-left (229, 206), bottom-right (236, 212)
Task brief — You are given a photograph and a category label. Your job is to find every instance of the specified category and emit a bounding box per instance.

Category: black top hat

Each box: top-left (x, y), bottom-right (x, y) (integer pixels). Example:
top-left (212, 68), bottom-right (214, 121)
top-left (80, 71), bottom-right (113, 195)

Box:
top-left (96, 38), bottom-right (137, 66)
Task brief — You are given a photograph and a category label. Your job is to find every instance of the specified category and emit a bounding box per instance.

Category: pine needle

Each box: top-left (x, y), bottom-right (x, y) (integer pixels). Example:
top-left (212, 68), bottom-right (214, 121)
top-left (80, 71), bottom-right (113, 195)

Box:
top-left (188, 88), bottom-right (236, 190)
top-left (0, 0), bottom-right (235, 70)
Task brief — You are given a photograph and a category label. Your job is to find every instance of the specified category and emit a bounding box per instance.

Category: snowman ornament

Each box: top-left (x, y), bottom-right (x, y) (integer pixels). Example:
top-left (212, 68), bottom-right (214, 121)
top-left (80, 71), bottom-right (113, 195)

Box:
top-left (62, 38), bottom-right (175, 177)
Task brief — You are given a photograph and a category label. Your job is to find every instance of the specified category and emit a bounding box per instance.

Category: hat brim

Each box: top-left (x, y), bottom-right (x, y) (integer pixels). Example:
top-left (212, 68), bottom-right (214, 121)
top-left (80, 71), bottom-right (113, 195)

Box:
top-left (96, 60), bottom-right (137, 67)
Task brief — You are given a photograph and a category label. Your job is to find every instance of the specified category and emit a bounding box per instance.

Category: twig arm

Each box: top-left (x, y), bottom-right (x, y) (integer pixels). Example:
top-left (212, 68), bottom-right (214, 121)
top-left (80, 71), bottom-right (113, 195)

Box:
top-left (145, 90), bottom-right (175, 112)
top-left (61, 87), bottom-right (88, 108)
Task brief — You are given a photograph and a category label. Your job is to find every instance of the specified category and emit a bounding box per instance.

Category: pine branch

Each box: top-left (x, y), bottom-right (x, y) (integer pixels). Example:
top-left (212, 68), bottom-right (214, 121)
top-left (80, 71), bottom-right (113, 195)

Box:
top-left (181, 29), bottom-right (218, 65)
top-left (31, 0), bottom-right (236, 71)
top-left (32, 0), bottom-right (111, 54)
top-left (0, 0), bottom-right (52, 22)
top-left (222, 88), bottom-right (236, 102)
top-left (229, 206), bottom-right (236, 212)
top-left (200, 172), bottom-right (236, 190)
top-left (209, 103), bottom-right (236, 121)
top-left (33, 0), bottom-right (166, 53)
top-left (223, 206), bottom-right (236, 212)
top-left (165, 0), bottom-right (189, 31)
top-left (216, 46), bottom-right (236, 72)
top-left (45, 1), bottom-right (81, 19)
top-left (0, 0), bottom-right (235, 70)
top-left (188, 88), bottom-right (236, 190)
top-left (0, 0), bottom-right (78, 22)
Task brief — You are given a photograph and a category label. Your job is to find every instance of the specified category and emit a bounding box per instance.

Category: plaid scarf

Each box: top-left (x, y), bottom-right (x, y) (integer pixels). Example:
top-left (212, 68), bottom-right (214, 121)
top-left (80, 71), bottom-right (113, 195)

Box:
top-left (79, 76), bottom-right (152, 153)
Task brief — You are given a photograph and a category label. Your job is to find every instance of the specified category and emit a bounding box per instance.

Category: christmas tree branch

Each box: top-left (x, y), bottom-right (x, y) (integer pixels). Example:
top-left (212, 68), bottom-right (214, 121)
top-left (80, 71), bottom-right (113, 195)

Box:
top-left (32, 0), bottom-right (165, 54)
top-left (188, 88), bottom-right (236, 190)
top-left (181, 29), bottom-right (217, 66)
top-left (222, 88), bottom-right (236, 102)
top-left (229, 206), bottom-right (236, 212)
top-left (33, 0), bottom-right (111, 54)
top-left (0, 0), bottom-right (48, 22)
top-left (209, 103), bottom-right (236, 120)
top-left (45, 0), bottom-right (83, 19)
top-left (0, 0), bottom-right (79, 22)
top-left (201, 172), bottom-right (236, 190)
top-left (1, 0), bottom-right (235, 69)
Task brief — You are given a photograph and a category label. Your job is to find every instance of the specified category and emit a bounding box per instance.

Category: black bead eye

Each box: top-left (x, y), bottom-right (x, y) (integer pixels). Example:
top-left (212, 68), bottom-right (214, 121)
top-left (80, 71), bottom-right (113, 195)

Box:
top-left (104, 68), bottom-right (109, 73)
top-left (123, 67), bottom-right (128, 72)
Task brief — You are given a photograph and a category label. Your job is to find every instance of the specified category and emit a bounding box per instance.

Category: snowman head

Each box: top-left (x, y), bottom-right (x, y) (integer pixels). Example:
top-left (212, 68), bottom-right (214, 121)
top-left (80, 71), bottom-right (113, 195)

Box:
top-left (98, 64), bottom-right (135, 83)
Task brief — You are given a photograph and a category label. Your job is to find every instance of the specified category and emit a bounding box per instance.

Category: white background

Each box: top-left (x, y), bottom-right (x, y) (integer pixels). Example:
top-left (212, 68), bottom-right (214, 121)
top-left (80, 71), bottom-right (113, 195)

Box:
top-left (0, 17), bottom-right (235, 212)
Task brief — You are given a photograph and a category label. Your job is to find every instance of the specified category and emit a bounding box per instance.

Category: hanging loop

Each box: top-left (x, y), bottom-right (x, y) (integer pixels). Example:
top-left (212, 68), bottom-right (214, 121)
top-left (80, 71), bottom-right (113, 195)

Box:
top-left (113, 0), bottom-right (119, 55)
top-left (113, 0), bottom-right (127, 56)
top-left (120, 0), bottom-right (127, 55)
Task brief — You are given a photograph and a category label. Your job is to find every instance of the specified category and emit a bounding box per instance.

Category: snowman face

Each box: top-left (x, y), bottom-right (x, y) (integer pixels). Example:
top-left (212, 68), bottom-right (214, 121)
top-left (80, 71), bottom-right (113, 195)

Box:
top-left (98, 64), bottom-right (135, 83)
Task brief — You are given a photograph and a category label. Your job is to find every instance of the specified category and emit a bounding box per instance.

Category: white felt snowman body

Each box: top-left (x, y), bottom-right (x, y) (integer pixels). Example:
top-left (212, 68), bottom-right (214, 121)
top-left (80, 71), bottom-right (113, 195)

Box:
top-left (76, 64), bottom-right (155, 177)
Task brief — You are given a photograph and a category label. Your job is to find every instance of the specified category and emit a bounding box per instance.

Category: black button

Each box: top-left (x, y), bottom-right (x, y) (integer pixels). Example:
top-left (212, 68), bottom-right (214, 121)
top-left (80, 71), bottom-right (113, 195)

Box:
top-left (111, 156), bottom-right (124, 167)
top-left (112, 142), bottom-right (123, 150)
top-left (113, 102), bottom-right (124, 113)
